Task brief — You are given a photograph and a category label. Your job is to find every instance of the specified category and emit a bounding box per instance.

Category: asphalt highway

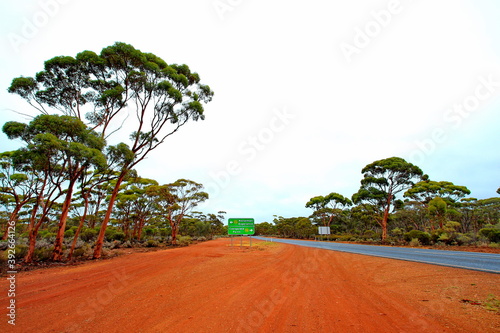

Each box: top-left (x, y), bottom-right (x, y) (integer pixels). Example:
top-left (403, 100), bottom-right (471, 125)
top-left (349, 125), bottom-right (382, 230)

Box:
top-left (254, 236), bottom-right (500, 274)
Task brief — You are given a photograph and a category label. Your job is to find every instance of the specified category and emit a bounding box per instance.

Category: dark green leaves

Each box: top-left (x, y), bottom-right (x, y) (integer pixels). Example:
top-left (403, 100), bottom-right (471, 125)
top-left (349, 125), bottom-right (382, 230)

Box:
top-left (7, 77), bottom-right (37, 99)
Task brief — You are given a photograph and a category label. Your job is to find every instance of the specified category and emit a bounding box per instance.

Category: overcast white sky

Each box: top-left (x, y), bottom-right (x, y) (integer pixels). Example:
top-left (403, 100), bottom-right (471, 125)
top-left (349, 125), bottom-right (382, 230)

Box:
top-left (1, 0), bottom-right (499, 223)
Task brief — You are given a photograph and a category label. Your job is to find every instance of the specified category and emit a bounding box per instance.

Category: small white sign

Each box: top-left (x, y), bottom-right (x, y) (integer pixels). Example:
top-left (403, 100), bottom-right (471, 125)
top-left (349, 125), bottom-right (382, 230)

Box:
top-left (318, 226), bottom-right (330, 235)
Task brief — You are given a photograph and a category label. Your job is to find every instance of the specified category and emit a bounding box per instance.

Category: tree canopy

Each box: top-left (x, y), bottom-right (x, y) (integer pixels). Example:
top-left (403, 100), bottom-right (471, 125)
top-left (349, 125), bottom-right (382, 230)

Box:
top-left (352, 157), bottom-right (424, 241)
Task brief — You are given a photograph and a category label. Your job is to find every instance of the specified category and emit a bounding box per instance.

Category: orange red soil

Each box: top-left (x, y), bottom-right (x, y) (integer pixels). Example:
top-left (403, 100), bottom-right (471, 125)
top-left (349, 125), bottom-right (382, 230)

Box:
top-left (1, 238), bottom-right (499, 332)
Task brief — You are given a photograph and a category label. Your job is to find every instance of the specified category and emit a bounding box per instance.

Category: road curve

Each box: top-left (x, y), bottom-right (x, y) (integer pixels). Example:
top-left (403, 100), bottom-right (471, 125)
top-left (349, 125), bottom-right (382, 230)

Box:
top-left (254, 236), bottom-right (500, 274)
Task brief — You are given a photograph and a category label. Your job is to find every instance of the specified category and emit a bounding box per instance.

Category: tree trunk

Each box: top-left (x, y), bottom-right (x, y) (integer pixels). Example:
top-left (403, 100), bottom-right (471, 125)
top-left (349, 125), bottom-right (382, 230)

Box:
top-left (381, 193), bottom-right (393, 242)
top-left (68, 193), bottom-right (90, 260)
top-left (52, 177), bottom-right (77, 261)
top-left (93, 172), bottom-right (126, 259)
top-left (24, 203), bottom-right (44, 264)
top-left (171, 224), bottom-right (178, 245)
top-left (137, 218), bottom-right (145, 241)
top-left (381, 206), bottom-right (389, 241)
top-left (25, 227), bottom-right (39, 264)
top-left (2, 205), bottom-right (21, 240)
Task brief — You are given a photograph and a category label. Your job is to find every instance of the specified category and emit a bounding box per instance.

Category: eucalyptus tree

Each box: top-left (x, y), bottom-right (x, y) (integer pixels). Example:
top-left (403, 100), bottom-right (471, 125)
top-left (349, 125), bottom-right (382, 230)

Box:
top-left (68, 144), bottom-right (136, 259)
top-left (147, 179), bottom-right (208, 245)
top-left (404, 180), bottom-right (470, 205)
top-left (113, 176), bottom-right (158, 240)
top-left (0, 151), bottom-right (37, 239)
top-left (8, 42), bottom-right (214, 258)
top-left (306, 192), bottom-right (352, 227)
top-left (207, 211), bottom-right (226, 237)
top-left (352, 157), bottom-right (424, 241)
top-left (3, 122), bottom-right (65, 262)
top-left (3, 115), bottom-right (106, 261)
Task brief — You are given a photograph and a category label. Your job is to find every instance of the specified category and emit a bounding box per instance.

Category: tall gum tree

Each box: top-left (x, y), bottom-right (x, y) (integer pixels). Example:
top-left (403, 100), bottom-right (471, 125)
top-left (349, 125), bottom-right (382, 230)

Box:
top-left (92, 44), bottom-right (213, 258)
top-left (8, 42), bottom-right (214, 259)
top-left (352, 157), bottom-right (424, 241)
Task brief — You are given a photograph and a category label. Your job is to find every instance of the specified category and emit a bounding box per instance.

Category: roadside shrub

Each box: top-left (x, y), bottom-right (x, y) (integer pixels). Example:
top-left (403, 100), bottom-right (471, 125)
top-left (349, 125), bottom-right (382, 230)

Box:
top-left (14, 244), bottom-right (29, 260)
top-left (391, 228), bottom-right (403, 239)
top-left (409, 238), bottom-right (421, 247)
top-left (42, 232), bottom-right (57, 241)
top-left (176, 235), bottom-right (192, 247)
top-left (146, 239), bottom-right (159, 247)
top-left (159, 228), bottom-right (169, 237)
top-left (437, 232), bottom-right (452, 245)
top-left (404, 230), bottom-right (431, 245)
top-left (122, 240), bottom-right (133, 248)
top-left (479, 228), bottom-right (500, 243)
top-left (105, 229), bottom-right (126, 242)
top-left (384, 236), bottom-right (400, 246)
top-left (456, 234), bottom-right (472, 246)
top-left (113, 232), bottom-right (126, 242)
top-left (430, 229), bottom-right (445, 244)
top-left (145, 228), bottom-right (157, 237)
top-left (362, 230), bottom-right (380, 240)
top-left (73, 244), bottom-right (92, 258)
top-left (73, 247), bottom-right (86, 258)
top-left (34, 246), bottom-right (54, 261)
top-left (64, 229), bottom-right (75, 238)
top-left (80, 228), bottom-right (98, 242)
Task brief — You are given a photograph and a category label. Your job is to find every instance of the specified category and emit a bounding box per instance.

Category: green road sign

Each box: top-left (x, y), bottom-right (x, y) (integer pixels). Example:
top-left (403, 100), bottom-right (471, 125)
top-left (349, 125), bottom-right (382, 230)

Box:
top-left (228, 218), bottom-right (255, 235)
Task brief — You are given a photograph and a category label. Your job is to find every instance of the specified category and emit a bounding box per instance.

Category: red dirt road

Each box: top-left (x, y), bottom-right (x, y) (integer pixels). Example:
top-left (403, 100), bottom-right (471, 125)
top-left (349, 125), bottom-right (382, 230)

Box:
top-left (1, 239), bottom-right (499, 332)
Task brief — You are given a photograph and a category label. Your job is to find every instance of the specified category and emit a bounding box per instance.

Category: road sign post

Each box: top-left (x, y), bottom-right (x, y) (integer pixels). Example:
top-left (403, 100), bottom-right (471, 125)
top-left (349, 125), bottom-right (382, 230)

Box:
top-left (318, 226), bottom-right (331, 241)
top-left (228, 218), bottom-right (255, 247)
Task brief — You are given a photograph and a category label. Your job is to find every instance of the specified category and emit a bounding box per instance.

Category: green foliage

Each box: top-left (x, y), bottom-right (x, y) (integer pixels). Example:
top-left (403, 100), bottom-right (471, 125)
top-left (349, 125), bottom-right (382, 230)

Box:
top-left (430, 229), bottom-right (445, 244)
top-left (105, 228), bottom-right (126, 241)
top-left (15, 244), bottom-right (29, 259)
top-left (64, 229), bottom-right (74, 238)
top-left (404, 230), bottom-right (431, 245)
top-left (145, 239), bottom-right (159, 247)
top-left (34, 246), bottom-right (54, 261)
top-left (80, 228), bottom-right (98, 242)
top-left (409, 238), bottom-right (421, 247)
top-left (479, 227), bottom-right (500, 243)
top-left (456, 234), bottom-right (473, 246)
top-left (255, 222), bottom-right (276, 235)
top-left (361, 230), bottom-right (380, 241)
top-left (404, 180), bottom-right (470, 204)
top-left (176, 235), bottom-right (192, 246)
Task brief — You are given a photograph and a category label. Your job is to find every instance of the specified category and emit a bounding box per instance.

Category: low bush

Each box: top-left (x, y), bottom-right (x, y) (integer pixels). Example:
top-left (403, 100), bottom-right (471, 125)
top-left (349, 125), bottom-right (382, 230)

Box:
top-left (176, 235), bottom-right (192, 246)
top-left (409, 238), bottom-right (421, 247)
top-left (479, 228), bottom-right (500, 243)
top-left (80, 228), bottom-right (98, 242)
top-left (430, 229), bottom-right (445, 244)
top-left (14, 244), bottom-right (29, 260)
top-left (145, 239), bottom-right (159, 247)
top-left (404, 230), bottom-right (431, 245)
top-left (456, 234), bottom-right (473, 246)
top-left (34, 246), bottom-right (54, 261)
